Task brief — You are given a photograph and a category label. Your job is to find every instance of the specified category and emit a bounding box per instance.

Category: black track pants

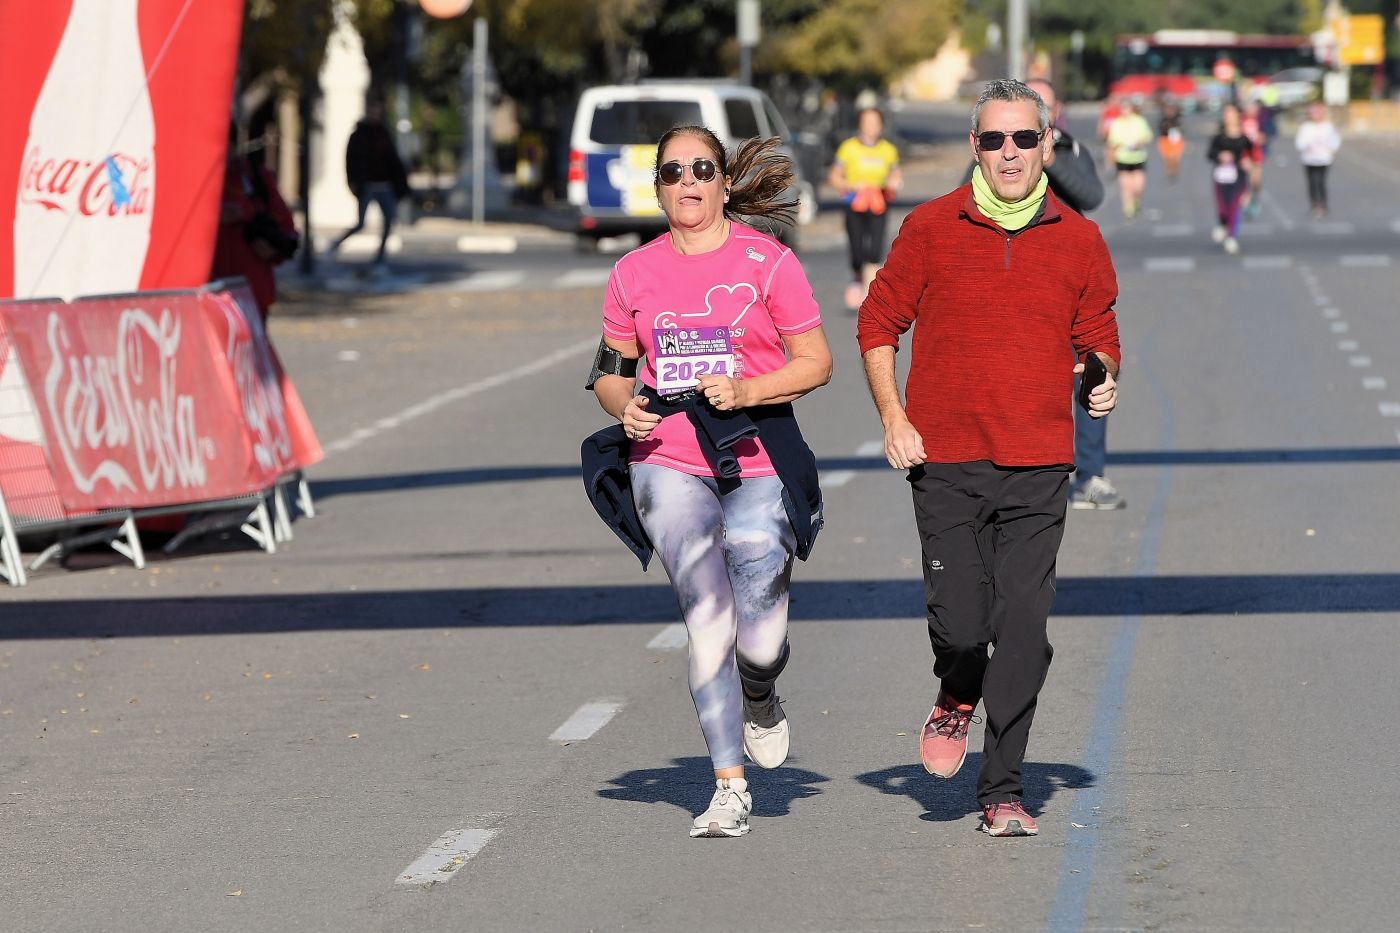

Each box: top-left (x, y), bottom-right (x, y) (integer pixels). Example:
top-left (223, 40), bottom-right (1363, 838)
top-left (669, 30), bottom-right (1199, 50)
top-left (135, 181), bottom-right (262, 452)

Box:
top-left (909, 460), bottom-right (1070, 804)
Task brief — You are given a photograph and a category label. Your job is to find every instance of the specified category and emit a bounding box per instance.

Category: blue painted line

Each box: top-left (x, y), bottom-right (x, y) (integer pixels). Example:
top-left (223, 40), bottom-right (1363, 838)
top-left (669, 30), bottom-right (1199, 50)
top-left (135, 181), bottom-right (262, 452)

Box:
top-left (1047, 362), bottom-right (1176, 931)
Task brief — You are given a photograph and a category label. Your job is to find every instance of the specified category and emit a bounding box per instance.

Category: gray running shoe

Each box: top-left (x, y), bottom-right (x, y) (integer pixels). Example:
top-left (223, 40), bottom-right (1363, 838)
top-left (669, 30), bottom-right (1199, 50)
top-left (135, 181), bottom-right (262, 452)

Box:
top-left (690, 778), bottom-right (752, 838)
top-left (1070, 475), bottom-right (1126, 510)
top-left (742, 691), bottom-right (790, 769)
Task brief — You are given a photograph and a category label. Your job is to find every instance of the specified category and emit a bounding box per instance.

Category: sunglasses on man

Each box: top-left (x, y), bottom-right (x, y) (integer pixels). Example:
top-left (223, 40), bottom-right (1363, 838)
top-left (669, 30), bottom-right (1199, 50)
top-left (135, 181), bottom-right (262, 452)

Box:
top-left (974, 129), bottom-right (1048, 152)
top-left (655, 158), bottom-right (719, 185)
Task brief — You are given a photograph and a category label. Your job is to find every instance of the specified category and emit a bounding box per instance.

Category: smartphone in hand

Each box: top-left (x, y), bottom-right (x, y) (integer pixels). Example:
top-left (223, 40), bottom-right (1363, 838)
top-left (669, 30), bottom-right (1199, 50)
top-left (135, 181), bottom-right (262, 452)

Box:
top-left (1077, 353), bottom-right (1109, 412)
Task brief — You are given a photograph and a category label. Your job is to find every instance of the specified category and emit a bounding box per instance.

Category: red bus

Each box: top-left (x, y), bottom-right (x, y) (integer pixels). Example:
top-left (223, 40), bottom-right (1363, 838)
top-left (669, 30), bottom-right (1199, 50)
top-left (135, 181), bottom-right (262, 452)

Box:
top-left (1109, 30), bottom-right (1318, 109)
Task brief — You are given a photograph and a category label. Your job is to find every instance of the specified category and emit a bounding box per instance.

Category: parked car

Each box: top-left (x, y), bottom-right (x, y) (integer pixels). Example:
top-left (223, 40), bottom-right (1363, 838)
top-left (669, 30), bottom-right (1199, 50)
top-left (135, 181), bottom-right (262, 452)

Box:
top-left (1261, 67), bottom-right (1324, 107)
top-left (566, 81), bottom-right (815, 249)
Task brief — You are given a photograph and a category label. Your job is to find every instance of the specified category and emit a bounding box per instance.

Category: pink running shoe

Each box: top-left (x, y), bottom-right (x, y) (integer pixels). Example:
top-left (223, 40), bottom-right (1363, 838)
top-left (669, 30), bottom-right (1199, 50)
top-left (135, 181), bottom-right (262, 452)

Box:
top-left (918, 693), bottom-right (979, 778)
top-left (980, 800), bottom-right (1039, 837)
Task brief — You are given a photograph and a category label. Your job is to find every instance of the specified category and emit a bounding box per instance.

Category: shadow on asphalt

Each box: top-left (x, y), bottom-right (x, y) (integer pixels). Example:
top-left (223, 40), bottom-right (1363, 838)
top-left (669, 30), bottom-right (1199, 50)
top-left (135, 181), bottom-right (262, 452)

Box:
top-left (855, 757), bottom-right (1096, 821)
top-left (305, 443), bottom-right (1400, 501)
top-left (598, 757), bottom-right (829, 818)
top-left (7, 573), bottom-right (1400, 639)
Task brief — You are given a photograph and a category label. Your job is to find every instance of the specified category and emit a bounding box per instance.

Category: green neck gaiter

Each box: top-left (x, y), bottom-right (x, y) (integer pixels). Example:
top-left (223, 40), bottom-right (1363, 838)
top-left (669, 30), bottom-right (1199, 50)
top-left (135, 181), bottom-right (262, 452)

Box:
top-left (972, 164), bottom-right (1048, 231)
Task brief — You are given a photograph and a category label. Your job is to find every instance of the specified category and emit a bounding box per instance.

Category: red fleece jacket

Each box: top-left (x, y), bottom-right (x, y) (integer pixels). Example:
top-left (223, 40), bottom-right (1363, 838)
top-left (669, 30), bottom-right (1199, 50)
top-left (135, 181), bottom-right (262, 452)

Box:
top-left (857, 184), bottom-right (1121, 467)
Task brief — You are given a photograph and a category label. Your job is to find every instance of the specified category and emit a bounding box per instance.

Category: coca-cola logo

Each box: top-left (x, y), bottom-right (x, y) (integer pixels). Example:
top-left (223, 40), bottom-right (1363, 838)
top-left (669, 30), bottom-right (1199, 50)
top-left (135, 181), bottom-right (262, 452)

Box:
top-left (42, 306), bottom-right (211, 496)
top-left (19, 145), bottom-right (152, 217)
top-left (218, 301), bottom-right (294, 471)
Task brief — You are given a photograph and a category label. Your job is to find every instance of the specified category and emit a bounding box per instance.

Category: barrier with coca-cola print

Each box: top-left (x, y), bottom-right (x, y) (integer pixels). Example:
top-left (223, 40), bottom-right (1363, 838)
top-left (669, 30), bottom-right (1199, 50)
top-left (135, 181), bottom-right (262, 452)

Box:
top-left (0, 281), bottom-right (322, 585)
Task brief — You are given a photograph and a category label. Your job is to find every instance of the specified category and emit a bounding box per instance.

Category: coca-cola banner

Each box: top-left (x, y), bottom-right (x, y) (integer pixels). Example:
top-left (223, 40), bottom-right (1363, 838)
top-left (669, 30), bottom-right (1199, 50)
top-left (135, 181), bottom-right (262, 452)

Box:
top-left (0, 0), bottom-right (243, 301)
top-left (0, 286), bottom-right (321, 512)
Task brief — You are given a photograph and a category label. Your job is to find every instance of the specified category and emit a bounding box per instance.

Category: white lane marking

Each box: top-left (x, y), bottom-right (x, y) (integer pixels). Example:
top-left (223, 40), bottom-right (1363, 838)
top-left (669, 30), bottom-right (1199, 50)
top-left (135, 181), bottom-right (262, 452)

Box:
top-left (1259, 190), bottom-right (1295, 230)
top-left (1151, 224), bottom-right (1194, 237)
top-left (647, 623), bottom-right (688, 651)
top-left (439, 270), bottom-right (529, 292)
top-left (338, 349), bottom-right (361, 362)
top-left (323, 337), bottom-right (596, 458)
top-left (1380, 402), bottom-right (1400, 417)
top-left (555, 268), bottom-right (613, 289)
top-left (323, 232), bottom-right (403, 255)
top-left (1144, 257), bottom-right (1194, 272)
top-left (1314, 295), bottom-right (1332, 306)
top-left (456, 235), bottom-right (518, 254)
top-left (395, 827), bottom-right (498, 887)
top-left (1242, 256), bottom-right (1292, 270)
top-left (1392, 219), bottom-right (1400, 235)
top-left (1363, 377), bottom-right (1388, 390)
top-left (818, 440), bottom-right (887, 489)
top-left (1311, 222), bottom-right (1354, 236)
top-left (550, 700), bottom-right (624, 742)
top-left (1341, 255), bottom-right (1394, 268)
top-left (1351, 355), bottom-right (1373, 368)
top-left (1323, 307), bottom-right (1341, 319)
top-left (1339, 340), bottom-right (1360, 351)
top-left (1330, 322), bottom-right (1350, 333)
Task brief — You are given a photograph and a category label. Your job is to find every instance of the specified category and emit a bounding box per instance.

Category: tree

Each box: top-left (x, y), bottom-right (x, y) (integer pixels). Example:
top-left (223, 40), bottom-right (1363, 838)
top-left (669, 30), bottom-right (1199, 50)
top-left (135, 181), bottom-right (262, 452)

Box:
top-left (766, 0), bottom-right (961, 87)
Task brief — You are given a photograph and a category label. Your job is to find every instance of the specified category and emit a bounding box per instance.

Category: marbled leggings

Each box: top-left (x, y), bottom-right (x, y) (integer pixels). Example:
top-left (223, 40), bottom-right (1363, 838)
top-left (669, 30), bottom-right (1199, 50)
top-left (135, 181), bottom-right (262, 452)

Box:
top-left (631, 463), bottom-right (796, 770)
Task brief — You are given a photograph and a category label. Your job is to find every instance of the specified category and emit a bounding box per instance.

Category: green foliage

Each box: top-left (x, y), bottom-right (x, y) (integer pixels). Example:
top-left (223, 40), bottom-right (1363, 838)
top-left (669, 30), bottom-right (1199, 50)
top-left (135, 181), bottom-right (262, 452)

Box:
top-left (766, 0), bottom-right (960, 83)
top-left (241, 0), bottom-right (337, 92)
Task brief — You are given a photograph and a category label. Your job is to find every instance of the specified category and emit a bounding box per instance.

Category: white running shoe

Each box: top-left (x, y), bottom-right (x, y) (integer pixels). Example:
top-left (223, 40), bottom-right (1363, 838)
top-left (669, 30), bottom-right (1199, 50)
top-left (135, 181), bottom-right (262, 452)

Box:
top-left (690, 778), bottom-right (752, 838)
top-left (1223, 236), bottom-right (1240, 254)
top-left (1211, 225), bottom-right (1227, 244)
top-left (742, 692), bottom-right (790, 769)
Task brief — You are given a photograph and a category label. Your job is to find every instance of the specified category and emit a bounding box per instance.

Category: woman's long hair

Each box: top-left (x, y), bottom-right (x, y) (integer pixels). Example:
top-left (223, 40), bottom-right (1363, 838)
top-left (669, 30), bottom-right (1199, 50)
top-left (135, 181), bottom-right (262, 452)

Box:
top-left (654, 124), bottom-right (798, 228)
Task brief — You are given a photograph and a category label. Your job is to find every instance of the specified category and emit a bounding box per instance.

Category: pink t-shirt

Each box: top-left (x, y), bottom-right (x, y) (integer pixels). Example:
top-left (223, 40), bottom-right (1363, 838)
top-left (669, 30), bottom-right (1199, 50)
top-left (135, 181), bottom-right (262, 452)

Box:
top-left (602, 223), bottom-right (822, 477)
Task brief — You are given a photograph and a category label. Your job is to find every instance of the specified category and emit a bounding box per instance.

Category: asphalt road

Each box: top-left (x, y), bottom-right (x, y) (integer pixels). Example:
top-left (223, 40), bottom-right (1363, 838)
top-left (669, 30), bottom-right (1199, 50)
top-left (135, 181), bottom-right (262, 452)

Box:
top-left (4, 104), bottom-right (1400, 932)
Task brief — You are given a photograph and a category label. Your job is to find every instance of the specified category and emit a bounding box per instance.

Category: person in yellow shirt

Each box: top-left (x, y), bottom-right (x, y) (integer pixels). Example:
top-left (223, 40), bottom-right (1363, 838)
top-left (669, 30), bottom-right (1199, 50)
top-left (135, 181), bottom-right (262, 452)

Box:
top-left (1106, 99), bottom-right (1153, 219)
top-left (829, 107), bottom-right (902, 309)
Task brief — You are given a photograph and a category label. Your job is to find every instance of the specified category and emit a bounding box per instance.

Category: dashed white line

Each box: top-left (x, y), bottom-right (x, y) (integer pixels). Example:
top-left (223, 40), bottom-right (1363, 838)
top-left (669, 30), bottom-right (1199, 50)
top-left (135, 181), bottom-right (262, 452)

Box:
top-left (322, 337), bottom-right (596, 457)
top-left (1380, 402), bottom-right (1400, 417)
top-left (1314, 295), bottom-right (1332, 306)
top-left (1311, 222), bottom-right (1355, 236)
top-left (550, 700), bottom-right (625, 742)
top-left (647, 623), bottom-right (688, 651)
top-left (1330, 322), bottom-right (1349, 333)
top-left (456, 234), bottom-right (518, 254)
top-left (555, 268), bottom-right (613, 289)
top-left (1339, 340), bottom-right (1360, 351)
top-left (1144, 257), bottom-right (1194, 273)
top-left (1350, 356), bottom-right (1373, 368)
top-left (1151, 224), bottom-right (1194, 237)
top-left (395, 827), bottom-right (498, 887)
top-left (437, 270), bottom-right (529, 292)
top-left (1363, 377), bottom-right (1388, 391)
top-left (1391, 219), bottom-right (1400, 235)
top-left (1323, 307), bottom-right (1341, 319)
top-left (819, 440), bottom-right (886, 489)
top-left (1242, 256), bottom-right (1291, 270)
top-left (1341, 255), bottom-right (1393, 268)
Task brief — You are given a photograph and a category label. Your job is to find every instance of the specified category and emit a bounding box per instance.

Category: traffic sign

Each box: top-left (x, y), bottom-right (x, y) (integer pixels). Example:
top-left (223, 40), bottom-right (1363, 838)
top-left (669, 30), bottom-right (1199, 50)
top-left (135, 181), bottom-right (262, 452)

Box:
top-left (1335, 13), bottom-right (1385, 66)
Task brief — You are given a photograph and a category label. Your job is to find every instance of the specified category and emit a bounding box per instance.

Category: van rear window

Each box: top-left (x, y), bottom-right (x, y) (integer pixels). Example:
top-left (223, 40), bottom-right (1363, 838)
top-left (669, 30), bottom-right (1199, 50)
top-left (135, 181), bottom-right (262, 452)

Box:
top-left (589, 100), bottom-right (704, 145)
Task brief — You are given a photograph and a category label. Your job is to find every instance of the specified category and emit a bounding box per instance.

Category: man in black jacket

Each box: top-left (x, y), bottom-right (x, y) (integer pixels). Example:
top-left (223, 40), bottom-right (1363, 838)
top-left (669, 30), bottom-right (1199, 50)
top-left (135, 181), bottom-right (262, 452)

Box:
top-left (329, 99), bottom-right (410, 267)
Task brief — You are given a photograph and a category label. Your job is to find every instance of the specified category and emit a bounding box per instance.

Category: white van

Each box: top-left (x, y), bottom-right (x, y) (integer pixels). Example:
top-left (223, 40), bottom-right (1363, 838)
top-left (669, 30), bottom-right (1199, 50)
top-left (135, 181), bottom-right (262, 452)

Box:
top-left (566, 81), bottom-right (815, 248)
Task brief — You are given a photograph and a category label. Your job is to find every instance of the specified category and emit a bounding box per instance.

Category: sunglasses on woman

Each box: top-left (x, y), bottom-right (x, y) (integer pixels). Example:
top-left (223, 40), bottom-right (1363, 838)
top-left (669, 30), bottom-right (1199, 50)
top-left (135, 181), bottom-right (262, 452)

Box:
top-left (655, 158), bottom-right (719, 185)
top-left (974, 129), bottom-right (1047, 151)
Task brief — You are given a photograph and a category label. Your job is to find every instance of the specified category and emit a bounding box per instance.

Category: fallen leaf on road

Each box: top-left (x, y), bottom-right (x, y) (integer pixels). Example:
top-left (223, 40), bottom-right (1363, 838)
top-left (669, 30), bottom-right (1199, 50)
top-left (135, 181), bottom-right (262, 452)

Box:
top-left (227, 890), bottom-right (242, 897)
top-left (348, 733), bottom-right (360, 739)
top-left (89, 729), bottom-right (100, 736)
top-left (202, 693), bottom-right (213, 702)
top-left (1071, 822), bottom-right (1088, 828)
top-left (417, 663), bottom-right (430, 671)
top-left (262, 673), bottom-right (273, 680)
top-left (895, 732), bottom-right (907, 737)
top-left (399, 714), bottom-right (411, 720)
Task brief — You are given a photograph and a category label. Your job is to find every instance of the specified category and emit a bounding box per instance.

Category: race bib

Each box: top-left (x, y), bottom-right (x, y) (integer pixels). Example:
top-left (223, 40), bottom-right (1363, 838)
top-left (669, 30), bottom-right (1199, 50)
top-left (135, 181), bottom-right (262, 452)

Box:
top-left (1212, 162), bottom-right (1239, 185)
top-left (1167, 128), bottom-right (1182, 142)
top-left (652, 326), bottom-right (735, 395)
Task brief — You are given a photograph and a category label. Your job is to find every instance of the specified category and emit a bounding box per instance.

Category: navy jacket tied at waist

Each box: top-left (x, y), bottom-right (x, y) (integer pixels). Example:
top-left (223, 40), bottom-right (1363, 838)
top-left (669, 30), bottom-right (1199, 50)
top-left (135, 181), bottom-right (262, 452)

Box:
top-left (580, 393), bottom-right (823, 570)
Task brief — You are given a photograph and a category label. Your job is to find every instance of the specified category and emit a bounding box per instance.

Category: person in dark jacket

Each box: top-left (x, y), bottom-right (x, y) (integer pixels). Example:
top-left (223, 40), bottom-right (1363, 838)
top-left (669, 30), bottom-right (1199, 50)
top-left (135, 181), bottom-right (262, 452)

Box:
top-left (210, 126), bottom-right (299, 322)
top-left (328, 99), bottom-right (409, 266)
